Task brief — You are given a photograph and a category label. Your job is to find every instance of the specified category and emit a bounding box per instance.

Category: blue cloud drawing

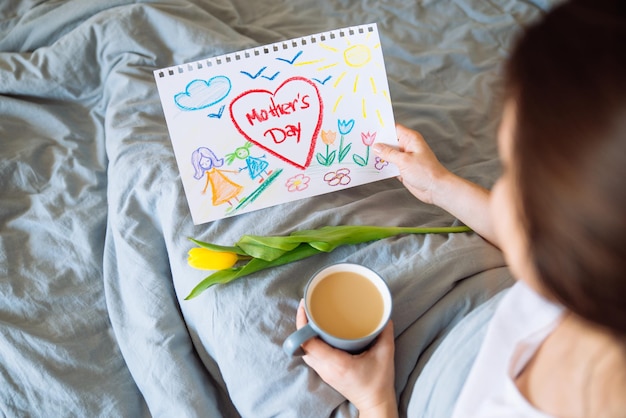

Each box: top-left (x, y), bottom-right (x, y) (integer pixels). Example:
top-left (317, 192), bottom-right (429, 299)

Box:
top-left (174, 76), bottom-right (232, 111)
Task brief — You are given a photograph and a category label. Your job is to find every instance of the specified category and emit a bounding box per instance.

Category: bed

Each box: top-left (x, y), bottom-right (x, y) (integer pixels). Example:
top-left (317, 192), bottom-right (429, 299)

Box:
top-left (0, 0), bottom-right (555, 416)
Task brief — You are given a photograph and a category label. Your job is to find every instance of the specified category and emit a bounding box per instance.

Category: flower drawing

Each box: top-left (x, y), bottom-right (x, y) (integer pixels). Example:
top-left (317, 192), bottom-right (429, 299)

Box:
top-left (321, 130), bottom-right (337, 145)
top-left (285, 173), bottom-right (311, 192)
top-left (323, 168), bottom-right (351, 186)
top-left (336, 119), bottom-right (354, 162)
top-left (353, 131), bottom-right (377, 166)
top-left (360, 131), bottom-right (377, 146)
top-left (374, 156), bottom-right (389, 170)
top-left (337, 119), bottom-right (355, 135)
top-left (316, 130), bottom-right (337, 166)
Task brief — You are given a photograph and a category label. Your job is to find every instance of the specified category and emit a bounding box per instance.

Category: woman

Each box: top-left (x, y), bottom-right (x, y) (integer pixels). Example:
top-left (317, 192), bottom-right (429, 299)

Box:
top-left (191, 146), bottom-right (243, 207)
top-left (295, 1), bottom-right (626, 416)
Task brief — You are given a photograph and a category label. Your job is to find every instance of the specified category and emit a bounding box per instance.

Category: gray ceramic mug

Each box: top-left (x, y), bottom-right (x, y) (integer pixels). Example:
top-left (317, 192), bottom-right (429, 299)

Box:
top-left (283, 263), bottom-right (392, 356)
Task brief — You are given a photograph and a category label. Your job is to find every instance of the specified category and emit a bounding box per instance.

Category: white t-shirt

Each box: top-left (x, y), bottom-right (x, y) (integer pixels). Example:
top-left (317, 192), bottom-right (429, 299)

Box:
top-left (451, 281), bottom-right (565, 417)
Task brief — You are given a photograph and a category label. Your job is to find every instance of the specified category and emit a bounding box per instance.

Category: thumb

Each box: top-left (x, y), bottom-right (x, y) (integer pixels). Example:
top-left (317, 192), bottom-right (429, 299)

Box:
top-left (372, 143), bottom-right (400, 162)
top-left (296, 299), bottom-right (308, 329)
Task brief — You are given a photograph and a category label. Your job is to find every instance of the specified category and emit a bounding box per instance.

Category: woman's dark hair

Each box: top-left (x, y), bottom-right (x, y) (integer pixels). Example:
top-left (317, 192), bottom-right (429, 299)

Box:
top-left (505, 0), bottom-right (626, 336)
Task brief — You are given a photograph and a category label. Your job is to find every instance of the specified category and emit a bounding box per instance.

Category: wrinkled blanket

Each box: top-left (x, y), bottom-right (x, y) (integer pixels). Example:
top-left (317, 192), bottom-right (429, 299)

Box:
top-left (0, 1), bottom-right (554, 416)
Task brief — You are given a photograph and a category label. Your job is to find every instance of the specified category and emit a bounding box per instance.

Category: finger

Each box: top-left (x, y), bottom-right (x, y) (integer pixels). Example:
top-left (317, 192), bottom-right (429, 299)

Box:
top-left (396, 124), bottom-right (416, 145)
top-left (295, 300), bottom-right (350, 363)
top-left (395, 123), bottom-right (414, 137)
top-left (355, 321), bottom-right (395, 361)
top-left (295, 299), bottom-right (308, 330)
top-left (305, 322), bottom-right (394, 365)
top-left (376, 321), bottom-right (395, 354)
top-left (301, 333), bottom-right (346, 361)
top-left (396, 124), bottom-right (426, 152)
top-left (395, 123), bottom-right (425, 140)
top-left (302, 337), bottom-right (342, 372)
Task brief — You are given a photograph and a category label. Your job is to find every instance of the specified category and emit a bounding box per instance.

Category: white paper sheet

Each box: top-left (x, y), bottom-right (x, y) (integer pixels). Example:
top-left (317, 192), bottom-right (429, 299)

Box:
top-left (154, 23), bottom-right (398, 224)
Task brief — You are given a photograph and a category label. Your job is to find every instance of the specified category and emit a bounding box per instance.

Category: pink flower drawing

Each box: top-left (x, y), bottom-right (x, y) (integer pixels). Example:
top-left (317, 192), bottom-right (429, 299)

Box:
top-left (285, 173), bottom-right (310, 192)
top-left (360, 131), bottom-right (377, 146)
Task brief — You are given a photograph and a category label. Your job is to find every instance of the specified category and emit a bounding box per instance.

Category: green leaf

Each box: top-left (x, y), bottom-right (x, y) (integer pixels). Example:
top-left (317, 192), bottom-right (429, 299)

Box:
top-left (338, 143), bottom-right (352, 162)
top-left (188, 238), bottom-right (247, 256)
top-left (249, 243), bottom-right (322, 271)
top-left (185, 268), bottom-right (244, 299)
top-left (236, 236), bottom-right (301, 259)
top-left (236, 225), bottom-right (471, 261)
top-left (316, 153), bottom-right (327, 166)
top-left (353, 154), bottom-right (367, 166)
top-left (327, 150), bottom-right (337, 165)
top-left (290, 225), bottom-right (472, 251)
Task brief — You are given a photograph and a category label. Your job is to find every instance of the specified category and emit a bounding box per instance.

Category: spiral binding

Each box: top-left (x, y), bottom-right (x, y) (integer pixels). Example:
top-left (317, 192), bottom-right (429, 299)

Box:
top-left (156, 23), bottom-right (376, 78)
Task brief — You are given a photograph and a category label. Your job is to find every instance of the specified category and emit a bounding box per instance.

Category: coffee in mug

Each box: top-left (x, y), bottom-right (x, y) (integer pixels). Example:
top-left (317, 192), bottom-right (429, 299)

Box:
top-left (283, 263), bottom-right (392, 356)
top-left (309, 270), bottom-right (385, 339)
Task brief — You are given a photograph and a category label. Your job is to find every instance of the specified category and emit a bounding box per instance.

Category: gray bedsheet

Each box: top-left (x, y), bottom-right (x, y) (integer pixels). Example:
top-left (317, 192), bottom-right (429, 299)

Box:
top-left (0, 1), bottom-right (554, 416)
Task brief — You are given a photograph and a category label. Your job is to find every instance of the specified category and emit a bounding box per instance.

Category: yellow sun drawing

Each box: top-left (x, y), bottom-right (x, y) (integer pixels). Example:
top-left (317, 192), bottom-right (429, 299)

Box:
top-left (294, 31), bottom-right (391, 127)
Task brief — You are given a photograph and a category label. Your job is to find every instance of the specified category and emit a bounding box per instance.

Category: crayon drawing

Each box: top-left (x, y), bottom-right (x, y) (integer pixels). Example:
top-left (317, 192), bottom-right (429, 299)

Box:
top-left (154, 23), bottom-right (399, 224)
top-left (323, 168), bottom-right (351, 186)
top-left (294, 28), bottom-right (391, 127)
top-left (229, 76), bottom-right (323, 170)
top-left (353, 131), bottom-right (376, 166)
top-left (175, 76), bottom-right (231, 111)
top-left (191, 147), bottom-right (242, 207)
top-left (276, 50), bottom-right (303, 65)
top-left (285, 173), bottom-right (310, 192)
top-left (226, 142), bottom-right (273, 183)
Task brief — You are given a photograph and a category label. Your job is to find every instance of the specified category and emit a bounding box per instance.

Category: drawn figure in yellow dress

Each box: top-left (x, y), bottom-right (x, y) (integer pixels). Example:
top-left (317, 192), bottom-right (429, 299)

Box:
top-left (191, 147), bottom-right (243, 207)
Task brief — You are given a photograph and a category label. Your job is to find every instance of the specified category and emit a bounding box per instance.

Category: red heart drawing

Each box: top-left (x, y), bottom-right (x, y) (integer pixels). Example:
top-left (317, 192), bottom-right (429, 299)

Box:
top-left (229, 76), bottom-right (323, 170)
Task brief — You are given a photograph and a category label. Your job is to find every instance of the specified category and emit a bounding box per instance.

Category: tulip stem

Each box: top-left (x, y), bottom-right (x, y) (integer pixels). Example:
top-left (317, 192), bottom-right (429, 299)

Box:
top-left (338, 135), bottom-right (352, 162)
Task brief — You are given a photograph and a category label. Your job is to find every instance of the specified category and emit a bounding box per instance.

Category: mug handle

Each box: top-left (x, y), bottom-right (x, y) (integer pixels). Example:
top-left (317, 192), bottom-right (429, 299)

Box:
top-left (282, 323), bottom-right (318, 356)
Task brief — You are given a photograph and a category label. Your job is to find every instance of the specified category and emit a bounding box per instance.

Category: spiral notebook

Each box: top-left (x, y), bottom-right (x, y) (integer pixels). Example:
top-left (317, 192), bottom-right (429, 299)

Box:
top-left (154, 23), bottom-right (398, 225)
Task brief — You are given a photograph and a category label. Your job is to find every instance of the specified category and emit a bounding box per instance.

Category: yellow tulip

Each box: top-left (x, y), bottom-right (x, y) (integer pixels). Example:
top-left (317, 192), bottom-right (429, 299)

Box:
top-left (187, 247), bottom-right (239, 270)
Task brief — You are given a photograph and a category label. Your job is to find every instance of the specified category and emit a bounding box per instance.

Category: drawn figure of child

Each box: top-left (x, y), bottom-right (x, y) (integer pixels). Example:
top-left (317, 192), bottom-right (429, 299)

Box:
top-left (226, 142), bottom-right (272, 183)
top-left (191, 147), bottom-right (243, 207)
